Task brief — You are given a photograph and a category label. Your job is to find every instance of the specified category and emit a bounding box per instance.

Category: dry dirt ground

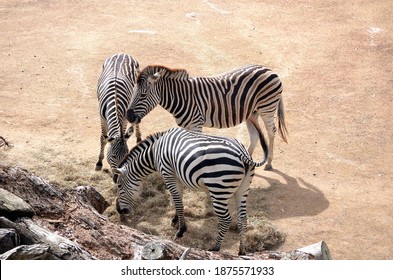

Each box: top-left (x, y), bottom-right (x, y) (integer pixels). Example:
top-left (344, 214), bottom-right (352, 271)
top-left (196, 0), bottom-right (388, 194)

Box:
top-left (1, 0), bottom-right (392, 259)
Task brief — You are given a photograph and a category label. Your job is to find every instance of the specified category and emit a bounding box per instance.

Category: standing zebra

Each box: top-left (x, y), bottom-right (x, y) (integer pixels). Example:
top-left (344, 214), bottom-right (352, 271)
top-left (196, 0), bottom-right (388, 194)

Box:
top-left (113, 118), bottom-right (268, 255)
top-left (95, 53), bottom-right (141, 172)
top-left (126, 64), bottom-right (288, 170)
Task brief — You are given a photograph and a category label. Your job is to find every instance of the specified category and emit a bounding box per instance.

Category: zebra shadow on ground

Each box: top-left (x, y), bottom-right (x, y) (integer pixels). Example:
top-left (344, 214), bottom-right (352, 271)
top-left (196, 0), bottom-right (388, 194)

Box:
top-left (128, 169), bottom-right (330, 253)
top-left (249, 169), bottom-right (330, 221)
top-left (171, 168), bottom-right (329, 253)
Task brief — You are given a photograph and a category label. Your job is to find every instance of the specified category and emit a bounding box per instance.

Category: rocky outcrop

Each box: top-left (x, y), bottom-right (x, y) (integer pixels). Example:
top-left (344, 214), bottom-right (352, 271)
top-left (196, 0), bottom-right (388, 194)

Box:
top-left (0, 164), bottom-right (328, 260)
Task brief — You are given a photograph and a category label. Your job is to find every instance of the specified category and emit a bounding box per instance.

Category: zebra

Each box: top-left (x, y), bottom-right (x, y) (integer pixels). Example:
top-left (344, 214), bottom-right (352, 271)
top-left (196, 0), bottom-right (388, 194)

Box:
top-left (126, 64), bottom-right (288, 170)
top-left (113, 118), bottom-right (268, 255)
top-left (95, 53), bottom-right (142, 172)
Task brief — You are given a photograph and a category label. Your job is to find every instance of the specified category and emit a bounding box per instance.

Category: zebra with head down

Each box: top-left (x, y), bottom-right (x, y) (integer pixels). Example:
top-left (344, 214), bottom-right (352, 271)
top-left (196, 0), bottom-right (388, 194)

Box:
top-left (95, 53), bottom-right (141, 173)
top-left (113, 118), bottom-right (268, 255)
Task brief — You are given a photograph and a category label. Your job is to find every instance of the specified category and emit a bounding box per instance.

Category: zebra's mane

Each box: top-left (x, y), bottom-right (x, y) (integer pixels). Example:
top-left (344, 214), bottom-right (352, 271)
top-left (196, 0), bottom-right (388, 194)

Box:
top-left (138, 65), bottom-right (189, 81)
top-left (120, 130), bottom-right (166, 166)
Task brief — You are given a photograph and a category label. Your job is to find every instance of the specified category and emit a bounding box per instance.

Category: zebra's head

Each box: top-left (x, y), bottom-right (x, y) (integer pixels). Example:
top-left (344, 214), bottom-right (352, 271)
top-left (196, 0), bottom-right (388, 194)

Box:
top-left (106, 137), bottom-right (128, 167)
top-left (112, 165), bottom-right (142, 215)
top-left (126, 67), bottom-right (165, 124)
top-left (112, 132), bottom-right (162, 215)
top-left (106, 126), bottom-right (134, 175)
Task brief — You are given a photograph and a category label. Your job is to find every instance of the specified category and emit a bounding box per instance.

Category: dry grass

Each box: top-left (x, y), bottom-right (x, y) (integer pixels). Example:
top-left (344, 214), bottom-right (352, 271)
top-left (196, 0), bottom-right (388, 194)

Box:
top-left (25, 146), bottom-right (111, 189)
top-left (136, 221), bottom-right (160, 236)
top-left (245, 215), bottom-right (286, 252)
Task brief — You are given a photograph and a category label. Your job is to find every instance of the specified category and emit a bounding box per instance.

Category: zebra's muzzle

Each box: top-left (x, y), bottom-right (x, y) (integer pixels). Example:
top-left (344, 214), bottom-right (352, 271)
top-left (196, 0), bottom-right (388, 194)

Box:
top-left (116, 198), bottom-right (130, 215)
top-left (126, 109), bottom-right (140, 124)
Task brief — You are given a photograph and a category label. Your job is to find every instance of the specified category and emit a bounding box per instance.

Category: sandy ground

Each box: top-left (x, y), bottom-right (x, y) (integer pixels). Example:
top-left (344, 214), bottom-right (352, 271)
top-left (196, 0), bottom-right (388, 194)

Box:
top-left (1, 0), bottom-right (392, 259)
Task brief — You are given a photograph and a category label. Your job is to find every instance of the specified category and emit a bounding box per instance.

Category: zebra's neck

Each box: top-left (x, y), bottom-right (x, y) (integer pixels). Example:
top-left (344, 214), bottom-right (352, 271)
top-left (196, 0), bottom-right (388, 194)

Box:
top-left (122, 132), bottom-right (163, 177)
top-left (158, 78), bottom-right (193, 110)
top-left (158, 78), bottom-right (204, 130)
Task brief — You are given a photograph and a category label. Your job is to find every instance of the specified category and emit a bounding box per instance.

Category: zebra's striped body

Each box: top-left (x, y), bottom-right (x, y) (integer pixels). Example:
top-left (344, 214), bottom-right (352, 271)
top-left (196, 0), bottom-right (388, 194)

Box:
top-left (127, 64), bottom-right (288, 170)
top-left (113, 124), bottom-right (268, 255)
top-left (95, 53), bottom-right (141, 172)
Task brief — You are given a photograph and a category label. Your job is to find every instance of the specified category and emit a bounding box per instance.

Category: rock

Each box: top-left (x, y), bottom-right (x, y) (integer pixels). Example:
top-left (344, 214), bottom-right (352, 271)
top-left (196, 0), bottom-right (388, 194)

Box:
top-left (0, 188), bottom-right (35, 218)
top-left (75, 185), bottom-right (110, 214)
top-left (0, 217), bottom-right (95, 260)
top-left (0, 165), bottom-right (65, 216)
top-left (0, 244), bottom-right (54, 260)
top-left (0, 228), bottom-right (20, 254)
top-left (0, 163), bottom-right (328, 260)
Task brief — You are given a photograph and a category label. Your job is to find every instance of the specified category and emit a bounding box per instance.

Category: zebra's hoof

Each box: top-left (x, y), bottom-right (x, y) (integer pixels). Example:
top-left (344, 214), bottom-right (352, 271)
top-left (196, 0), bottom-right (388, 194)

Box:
top-left (264, 164), bottom-right (273, 171)
top-left (173, 231), bottom-right (184, 241)
top-left (175, 225), bottom-right (187, 239)
top-left (171, 215), bottom-right (179, 227)
top-left (175, 231), bottom-right (184, 239)
top-left (95, 163), bottom-right (103, 171)
top-left (208, 247), bottom-right (220, 252)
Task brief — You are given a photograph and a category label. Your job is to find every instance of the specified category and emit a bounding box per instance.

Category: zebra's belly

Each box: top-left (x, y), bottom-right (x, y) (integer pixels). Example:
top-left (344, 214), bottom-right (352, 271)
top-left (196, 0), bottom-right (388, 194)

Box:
top-left (202, 113), bottom-right (250, 129)
top-left (178, 169), bottom-right (245, 194)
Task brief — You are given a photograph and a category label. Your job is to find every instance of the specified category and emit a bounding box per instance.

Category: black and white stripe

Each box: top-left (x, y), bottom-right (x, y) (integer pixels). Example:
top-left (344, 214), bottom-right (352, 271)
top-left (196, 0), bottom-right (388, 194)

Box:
top-left (126, 64), bottom-right (288, 170)
top-left (95, 53), bottom-right (141, 172)
top-left (113, 123), bottom-right (268, 255)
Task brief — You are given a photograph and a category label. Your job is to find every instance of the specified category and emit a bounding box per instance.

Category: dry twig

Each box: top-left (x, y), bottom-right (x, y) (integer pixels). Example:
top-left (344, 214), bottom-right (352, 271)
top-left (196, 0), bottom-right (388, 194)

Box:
top-left (0, 136), bottom-right (12, 150)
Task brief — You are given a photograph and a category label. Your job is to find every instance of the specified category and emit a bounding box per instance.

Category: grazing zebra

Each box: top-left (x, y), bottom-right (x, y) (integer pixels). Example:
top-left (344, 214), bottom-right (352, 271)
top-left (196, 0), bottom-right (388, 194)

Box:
top-left (113, 119), bottom-right (268, 255)
top-left (95, 53), bottom-right (141, 172)
top-left (126, 64), bottom-right (288, 170)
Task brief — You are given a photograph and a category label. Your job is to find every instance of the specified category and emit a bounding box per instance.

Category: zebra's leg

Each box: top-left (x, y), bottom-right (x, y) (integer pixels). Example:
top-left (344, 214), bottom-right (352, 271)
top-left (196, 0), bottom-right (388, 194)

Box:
top-left (208, 198), bottom-right (232, 252)
top-left (170, 181), bottom-right (184, 227)
top-left (246, 112), bottom-right (260, 156)
top-left (260, 113), bottom-right (276, 170)
top-left (135, 123), bottom-right (142, 143)
top-left (234, 169), bottom-right (253, 255)
top-left (125, 122), bottom-right (142, 143)
top-left (173, 194), bottom-right (187, 239)
top-left (95, 122), bottom-right (108, 171)
top-left (165, 179), bottom-right (187, 239)
top-left (171, 214), bottom-right (179, 227)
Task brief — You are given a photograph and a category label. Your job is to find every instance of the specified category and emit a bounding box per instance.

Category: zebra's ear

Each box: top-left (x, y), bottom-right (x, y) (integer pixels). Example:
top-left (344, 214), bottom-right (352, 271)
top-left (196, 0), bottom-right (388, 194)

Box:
top-left (147, 74), bottom-right (160, 84)
top-left (147, 69), bottom-right (164, 84)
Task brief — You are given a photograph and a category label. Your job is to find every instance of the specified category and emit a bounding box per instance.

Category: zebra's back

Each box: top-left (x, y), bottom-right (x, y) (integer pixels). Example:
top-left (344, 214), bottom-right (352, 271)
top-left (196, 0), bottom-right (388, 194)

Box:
top-left (191, 65), bottom-right (282, 128)
top-left (154, 127), bottom-right (257, 191)
top-left (97, 53), bottom-right (139, 135)
top-left (98, 54), bottom-right (139, 107)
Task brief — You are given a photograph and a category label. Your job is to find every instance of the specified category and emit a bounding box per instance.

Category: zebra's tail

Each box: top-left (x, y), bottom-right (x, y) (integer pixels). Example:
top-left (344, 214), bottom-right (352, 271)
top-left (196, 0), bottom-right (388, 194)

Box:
top-left (242, 116), bottom-right (269, 167)
top-left (113, 63), bottom-right (122, 138)
top-left (277, 97), bottom-right (288, 143)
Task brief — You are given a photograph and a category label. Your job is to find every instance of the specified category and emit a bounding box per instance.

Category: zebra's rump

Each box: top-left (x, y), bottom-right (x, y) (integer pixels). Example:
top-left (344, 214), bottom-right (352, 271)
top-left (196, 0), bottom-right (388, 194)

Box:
top-left (155, 128), bottom-right (254, 192)
top-left (191, 65), bottom-right (283, 128)
top-left (97, 53), bottom-right (140, 128)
